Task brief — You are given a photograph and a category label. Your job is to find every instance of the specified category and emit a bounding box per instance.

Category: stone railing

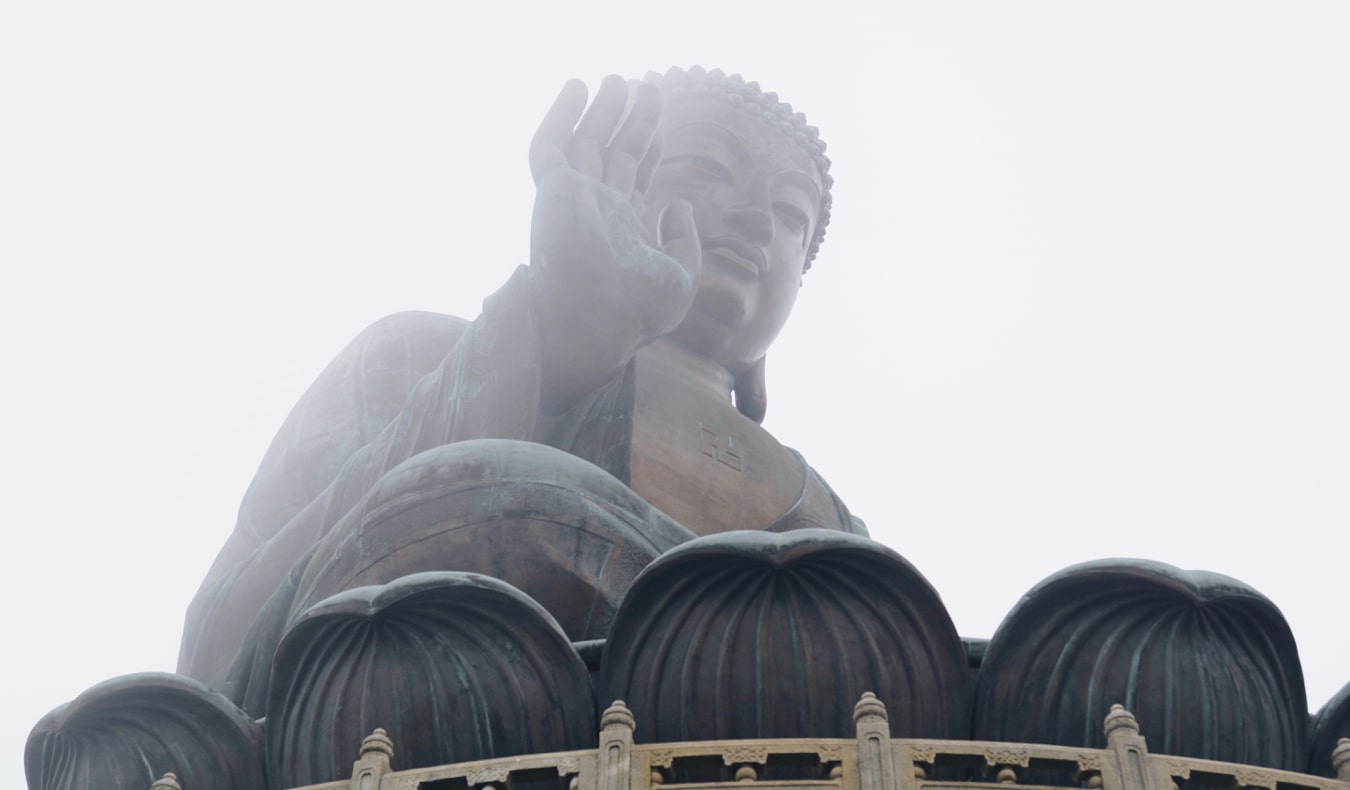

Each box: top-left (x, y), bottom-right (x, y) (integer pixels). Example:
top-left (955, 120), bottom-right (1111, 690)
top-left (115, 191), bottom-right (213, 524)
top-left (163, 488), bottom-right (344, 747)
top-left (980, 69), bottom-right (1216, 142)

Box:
top-left (144, 695), bottom-right (1350, 790)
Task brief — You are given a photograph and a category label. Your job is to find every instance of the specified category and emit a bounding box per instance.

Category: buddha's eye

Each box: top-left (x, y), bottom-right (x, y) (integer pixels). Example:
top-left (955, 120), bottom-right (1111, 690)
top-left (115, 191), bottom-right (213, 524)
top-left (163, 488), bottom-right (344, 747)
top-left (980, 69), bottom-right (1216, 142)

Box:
top-left (663, 155), bottom-right (732, 182)
top-left (774, 203), bottom-right (810, 236)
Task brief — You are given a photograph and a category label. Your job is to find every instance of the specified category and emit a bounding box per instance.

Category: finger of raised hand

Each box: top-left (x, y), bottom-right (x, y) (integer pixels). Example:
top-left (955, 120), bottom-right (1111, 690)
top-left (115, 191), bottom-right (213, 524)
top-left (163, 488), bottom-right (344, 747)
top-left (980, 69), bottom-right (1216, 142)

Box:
top-left (657, 199), bottom-right (701, 285)
top-left (567, 74), bottom-right (627, 181)
top-left (633, 132), bottom-right (663, 198)
top-left (529, 79), bottom-right (587, 184)
top-left (604, 81), bottom-right (662, 197)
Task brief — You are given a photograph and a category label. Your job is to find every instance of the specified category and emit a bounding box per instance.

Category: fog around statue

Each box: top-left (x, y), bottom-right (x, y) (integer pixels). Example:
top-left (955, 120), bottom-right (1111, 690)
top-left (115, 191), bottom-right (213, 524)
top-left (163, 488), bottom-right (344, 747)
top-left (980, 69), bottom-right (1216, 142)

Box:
top-left (176, 67), bottom-right (864, 705)
top-left (28, 66), bottom-right (1339, 790)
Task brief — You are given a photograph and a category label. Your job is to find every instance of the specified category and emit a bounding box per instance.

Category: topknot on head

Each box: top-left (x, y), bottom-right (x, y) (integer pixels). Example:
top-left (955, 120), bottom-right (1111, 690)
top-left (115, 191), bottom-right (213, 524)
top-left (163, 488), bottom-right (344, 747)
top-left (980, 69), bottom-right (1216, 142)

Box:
top-left (643, 66), bottom-right (833, 270)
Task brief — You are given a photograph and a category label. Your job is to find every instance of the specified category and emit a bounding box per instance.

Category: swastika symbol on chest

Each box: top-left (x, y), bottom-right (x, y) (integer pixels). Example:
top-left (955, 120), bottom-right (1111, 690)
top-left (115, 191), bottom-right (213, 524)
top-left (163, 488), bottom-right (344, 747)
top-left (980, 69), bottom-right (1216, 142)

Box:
top-left (699, 424), bottom-right (743, 472)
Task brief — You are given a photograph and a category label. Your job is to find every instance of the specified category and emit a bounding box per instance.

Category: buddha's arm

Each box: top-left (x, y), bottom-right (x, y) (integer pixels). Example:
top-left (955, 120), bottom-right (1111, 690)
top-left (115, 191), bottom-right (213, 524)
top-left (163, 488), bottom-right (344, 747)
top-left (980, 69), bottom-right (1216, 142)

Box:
top-left (181, 271), bottom-right (546, 688)
top-left (183, 79), bottom-right (698, 687)
top-left (527, 77), bottom-right (701, 416)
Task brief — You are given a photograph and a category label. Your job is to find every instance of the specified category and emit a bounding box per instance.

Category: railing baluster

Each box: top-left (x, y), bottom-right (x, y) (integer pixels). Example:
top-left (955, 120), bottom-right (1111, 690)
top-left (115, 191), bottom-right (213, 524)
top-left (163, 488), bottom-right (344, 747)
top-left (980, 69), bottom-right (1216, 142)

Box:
top-left (599, 701), bottom-right (636, 790)
top-left (1334, 739), bottom-right (1350, 784)
top-left (348, 728), bottom-right (394, 790)
top-left (854, 693), bottom-right (896, 790)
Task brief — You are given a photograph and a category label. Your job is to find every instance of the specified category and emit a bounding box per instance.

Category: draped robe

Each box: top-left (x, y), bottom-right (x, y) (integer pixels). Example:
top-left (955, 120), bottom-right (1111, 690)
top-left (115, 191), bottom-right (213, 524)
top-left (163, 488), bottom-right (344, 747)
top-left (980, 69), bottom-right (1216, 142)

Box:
top-left (179, 266), bottom-right (864, 709)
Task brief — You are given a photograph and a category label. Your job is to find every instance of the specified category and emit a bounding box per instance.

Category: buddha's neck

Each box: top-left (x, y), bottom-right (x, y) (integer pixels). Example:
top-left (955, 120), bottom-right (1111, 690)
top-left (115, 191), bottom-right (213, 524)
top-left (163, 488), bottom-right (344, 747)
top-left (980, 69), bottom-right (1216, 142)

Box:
top-left (636, 338), bottom-right (736, 404)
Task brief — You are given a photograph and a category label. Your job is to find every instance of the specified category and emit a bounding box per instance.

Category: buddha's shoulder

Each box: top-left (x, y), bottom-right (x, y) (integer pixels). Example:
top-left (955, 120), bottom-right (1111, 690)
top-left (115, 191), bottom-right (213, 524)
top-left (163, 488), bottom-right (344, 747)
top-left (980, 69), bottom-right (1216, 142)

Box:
top-left (356, 310), bottom-right (470, 350)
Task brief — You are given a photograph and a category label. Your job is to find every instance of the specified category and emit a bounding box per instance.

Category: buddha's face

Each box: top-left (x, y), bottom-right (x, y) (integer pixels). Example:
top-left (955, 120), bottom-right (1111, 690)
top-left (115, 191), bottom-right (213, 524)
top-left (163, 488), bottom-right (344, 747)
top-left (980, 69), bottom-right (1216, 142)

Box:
top-left (644, 95), bottom-right (823, 376)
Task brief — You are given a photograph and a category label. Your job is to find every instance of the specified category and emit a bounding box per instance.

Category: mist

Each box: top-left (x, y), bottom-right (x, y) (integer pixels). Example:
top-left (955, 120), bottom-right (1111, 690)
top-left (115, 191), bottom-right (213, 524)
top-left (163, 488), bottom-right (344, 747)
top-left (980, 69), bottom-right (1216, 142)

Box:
top-left (3, 3), bottom-right (1347, 786)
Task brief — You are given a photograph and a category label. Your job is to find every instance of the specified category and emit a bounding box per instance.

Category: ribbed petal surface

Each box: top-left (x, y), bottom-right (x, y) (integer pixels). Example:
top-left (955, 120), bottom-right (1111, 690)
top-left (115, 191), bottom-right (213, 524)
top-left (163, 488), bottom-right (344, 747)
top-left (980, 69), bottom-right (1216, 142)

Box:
top-left (25, 673), bottom-right (264, 790)
top-left (973, 559), bottom-right (1306, 770)
top-left (598, 530), bottom-right (969, 742)
top-left (1310, 679), bottom-right (1350, 776)
top-left (267, 571), bottom-right (595, 789)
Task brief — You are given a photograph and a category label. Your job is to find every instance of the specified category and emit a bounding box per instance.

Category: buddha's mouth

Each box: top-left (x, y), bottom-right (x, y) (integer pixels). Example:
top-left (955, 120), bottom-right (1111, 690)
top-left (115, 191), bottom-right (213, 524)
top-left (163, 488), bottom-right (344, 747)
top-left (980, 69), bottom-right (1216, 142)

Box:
top-left (703, 240), bottom-right (764, 281)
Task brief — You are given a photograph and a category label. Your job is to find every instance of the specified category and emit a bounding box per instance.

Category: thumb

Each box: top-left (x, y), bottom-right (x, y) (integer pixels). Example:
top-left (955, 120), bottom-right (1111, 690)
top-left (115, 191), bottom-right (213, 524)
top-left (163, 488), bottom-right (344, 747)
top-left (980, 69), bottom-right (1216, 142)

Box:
top-left (657, 200), bottom-right (701, 280)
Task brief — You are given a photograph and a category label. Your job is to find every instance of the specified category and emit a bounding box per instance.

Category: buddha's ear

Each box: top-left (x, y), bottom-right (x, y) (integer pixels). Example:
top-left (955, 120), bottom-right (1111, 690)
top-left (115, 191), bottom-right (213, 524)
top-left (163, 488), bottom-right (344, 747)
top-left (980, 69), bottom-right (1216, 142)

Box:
top-left (734, 356), bottom-right (768, 424)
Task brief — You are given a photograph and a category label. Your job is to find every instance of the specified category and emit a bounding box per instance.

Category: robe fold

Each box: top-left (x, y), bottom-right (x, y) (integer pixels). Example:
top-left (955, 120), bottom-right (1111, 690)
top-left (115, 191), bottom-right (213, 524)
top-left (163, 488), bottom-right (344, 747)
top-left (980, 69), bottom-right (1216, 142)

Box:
top-left (179, 266), bottom-right (864, 706)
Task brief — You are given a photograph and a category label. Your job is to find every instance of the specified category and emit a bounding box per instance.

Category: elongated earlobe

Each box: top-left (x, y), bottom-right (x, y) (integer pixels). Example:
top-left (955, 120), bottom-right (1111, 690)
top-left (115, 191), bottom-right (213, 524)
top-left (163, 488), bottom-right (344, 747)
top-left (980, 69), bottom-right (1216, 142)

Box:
top-left (733, 356), bottom-right (768, 424)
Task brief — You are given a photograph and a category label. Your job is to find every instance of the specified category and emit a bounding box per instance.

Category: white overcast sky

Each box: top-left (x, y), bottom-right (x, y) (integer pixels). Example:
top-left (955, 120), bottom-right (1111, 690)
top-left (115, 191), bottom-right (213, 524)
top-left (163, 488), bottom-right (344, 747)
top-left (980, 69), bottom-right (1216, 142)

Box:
top-left (2, 2), bottom-right (1347, 786)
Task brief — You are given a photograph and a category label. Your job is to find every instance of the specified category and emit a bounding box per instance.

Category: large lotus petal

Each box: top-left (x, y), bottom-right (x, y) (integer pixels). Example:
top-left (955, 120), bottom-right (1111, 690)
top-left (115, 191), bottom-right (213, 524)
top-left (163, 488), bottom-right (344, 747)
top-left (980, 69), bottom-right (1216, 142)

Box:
top-left (973, 559), bottom-right (1307, 770)
top-left (1309, 679), bottom-right (1350, 776)
top-left (598, 529), bottom-right (970, 742)
top-left (267, 571), bottom-right (596, 790)
top-left (25, 673), bottom-right (264, 790)
top-left (222, 439), bottom-right (694, 714)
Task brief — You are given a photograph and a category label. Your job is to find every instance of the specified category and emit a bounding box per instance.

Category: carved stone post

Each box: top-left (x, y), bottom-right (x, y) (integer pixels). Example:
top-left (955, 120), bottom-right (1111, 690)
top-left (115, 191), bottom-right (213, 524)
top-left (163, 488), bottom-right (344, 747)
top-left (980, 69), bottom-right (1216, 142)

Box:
top-left (599, 701), bottom-right (636, 790)
top-left (149, 773), bottom-right (182, 790)
top-left (855, 693), bottom-right (896, 790)
top-left (350, 728), bottom-right (394, 790)
top-left (1333, 739), bottom-right (1350, 783)
top-left (1102, 706), bottom-right (1162, 790)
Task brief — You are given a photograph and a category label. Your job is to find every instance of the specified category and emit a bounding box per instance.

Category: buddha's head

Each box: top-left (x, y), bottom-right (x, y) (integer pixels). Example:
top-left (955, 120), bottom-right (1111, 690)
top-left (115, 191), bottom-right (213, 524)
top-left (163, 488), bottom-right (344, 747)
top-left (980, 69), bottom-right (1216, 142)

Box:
top-left (641, 68), bottom-right (833, 402)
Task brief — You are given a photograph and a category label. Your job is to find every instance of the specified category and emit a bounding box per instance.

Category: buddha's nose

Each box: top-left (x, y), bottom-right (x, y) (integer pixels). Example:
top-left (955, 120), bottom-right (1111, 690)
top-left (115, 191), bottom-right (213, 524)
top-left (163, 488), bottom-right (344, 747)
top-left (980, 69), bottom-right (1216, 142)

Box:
top-left (725, 177), bottom-right (773, 246)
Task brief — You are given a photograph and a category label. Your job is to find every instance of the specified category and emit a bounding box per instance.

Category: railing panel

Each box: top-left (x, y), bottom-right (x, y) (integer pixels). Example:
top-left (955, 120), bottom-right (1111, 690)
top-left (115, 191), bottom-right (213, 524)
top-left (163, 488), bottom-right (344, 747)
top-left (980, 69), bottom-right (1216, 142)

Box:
top-left (269, 699), bottom-right (1350, 790)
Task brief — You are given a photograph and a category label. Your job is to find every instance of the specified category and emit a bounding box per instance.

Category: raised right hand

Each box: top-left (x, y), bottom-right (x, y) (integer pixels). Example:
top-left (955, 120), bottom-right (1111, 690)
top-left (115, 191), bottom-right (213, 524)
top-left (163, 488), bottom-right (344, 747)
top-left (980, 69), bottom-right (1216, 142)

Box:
top-left (528, 76), bottom-right (702, 343)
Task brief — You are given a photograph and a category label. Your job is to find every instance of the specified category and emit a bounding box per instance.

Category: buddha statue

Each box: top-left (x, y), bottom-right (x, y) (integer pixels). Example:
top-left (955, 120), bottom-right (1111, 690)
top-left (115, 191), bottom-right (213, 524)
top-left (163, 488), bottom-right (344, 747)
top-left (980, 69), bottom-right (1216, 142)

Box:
top-left (29, 67), bottom-right (1325, 790)
top-left (176, 67), bottom-right (867, 709)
